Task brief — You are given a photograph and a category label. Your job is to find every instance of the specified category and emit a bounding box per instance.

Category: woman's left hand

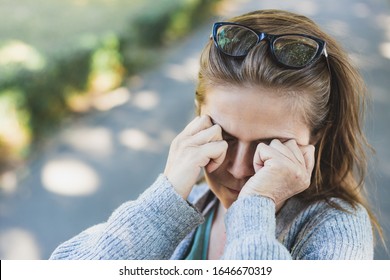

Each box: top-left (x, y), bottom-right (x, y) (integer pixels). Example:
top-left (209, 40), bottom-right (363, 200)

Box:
top-left (239, 139), bottom-right (315, 206)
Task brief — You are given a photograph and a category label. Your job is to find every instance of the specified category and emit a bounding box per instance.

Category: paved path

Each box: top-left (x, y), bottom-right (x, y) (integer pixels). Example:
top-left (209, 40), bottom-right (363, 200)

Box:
top-left (1, 0), bottom-right (389, 259)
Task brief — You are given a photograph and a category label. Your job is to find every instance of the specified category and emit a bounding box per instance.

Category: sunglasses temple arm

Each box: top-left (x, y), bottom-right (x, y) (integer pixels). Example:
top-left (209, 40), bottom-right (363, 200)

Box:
top-left (323, 47), bottom-right (331, 74)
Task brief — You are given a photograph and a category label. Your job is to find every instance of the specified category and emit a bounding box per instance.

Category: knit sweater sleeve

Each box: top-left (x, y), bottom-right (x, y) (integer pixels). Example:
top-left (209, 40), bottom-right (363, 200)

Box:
top-left (222, 195), bottom-right (373, 260)
top-left (49, 174), bottom-right (204, 260)
top-left (222, 195), bottom-right (292, 260)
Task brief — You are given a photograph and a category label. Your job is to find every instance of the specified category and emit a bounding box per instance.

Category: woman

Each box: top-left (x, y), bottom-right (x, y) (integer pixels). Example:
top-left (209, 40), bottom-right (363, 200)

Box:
top-left (50, 9), bottom-right (381, 260)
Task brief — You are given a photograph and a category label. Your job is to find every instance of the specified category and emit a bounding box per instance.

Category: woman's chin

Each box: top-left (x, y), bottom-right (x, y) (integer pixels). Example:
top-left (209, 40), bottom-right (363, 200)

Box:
top-left (219, 191), bottom-right (240, 209)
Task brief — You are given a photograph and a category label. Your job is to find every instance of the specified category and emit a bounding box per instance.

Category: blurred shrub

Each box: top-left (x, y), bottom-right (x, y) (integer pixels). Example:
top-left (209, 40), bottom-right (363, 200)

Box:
top-left (0, 0), bottom-right (220, 172)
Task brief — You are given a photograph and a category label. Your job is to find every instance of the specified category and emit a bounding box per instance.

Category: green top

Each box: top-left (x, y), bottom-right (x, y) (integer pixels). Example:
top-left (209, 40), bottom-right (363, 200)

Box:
top-left (184, 204), bottom-right (216, 260)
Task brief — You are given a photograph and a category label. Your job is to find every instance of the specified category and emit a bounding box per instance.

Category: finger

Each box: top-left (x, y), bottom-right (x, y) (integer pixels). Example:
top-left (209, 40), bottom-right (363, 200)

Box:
top-left (268, 139), bottom-right (301, 165)
top-left (191, 124), bottom-right (223, 145)
top-left (253, 143), bottom-right (276, 171)
top-left (202, 141), bottom-right (228, 173)
top-left (300, 145), bottom-right (315, 174)
top-left (182, 115), bottom-right (213, 136)
top-left (282, 139), bottom-right (306, 167)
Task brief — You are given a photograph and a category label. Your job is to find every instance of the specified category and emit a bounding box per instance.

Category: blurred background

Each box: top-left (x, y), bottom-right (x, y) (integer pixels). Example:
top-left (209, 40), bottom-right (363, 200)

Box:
top-left (0, 0), bottom-right (389, 259)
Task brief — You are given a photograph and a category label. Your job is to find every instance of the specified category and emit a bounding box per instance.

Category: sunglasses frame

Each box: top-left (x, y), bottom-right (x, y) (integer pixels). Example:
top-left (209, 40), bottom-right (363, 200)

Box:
top-left (212, 22), bottom-right (329, 70)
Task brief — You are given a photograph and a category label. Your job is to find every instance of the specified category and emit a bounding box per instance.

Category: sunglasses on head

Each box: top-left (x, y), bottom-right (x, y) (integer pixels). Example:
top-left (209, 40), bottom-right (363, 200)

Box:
top-left (211, 22), bottom-right (329, 70)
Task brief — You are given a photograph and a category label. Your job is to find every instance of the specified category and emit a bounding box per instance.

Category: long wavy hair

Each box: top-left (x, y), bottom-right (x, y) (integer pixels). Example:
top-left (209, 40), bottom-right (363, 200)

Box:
top-left (195, 10), bottom-right (383, 242)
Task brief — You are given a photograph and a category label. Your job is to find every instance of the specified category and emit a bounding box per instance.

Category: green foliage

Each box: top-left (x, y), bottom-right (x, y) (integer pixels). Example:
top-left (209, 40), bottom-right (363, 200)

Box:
top-left (89, 34), bottom-right (124, 92)
top-left (166, 0), bottom-right (215, 41)
top-left (0, 88), bottom-right (31, 166)
top-left (0, 0), bottom-right (220, 168)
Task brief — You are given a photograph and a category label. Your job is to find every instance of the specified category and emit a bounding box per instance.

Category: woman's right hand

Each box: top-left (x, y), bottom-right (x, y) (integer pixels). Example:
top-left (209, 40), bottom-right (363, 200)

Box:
top-left (164, 115), bottom-right (228, 200)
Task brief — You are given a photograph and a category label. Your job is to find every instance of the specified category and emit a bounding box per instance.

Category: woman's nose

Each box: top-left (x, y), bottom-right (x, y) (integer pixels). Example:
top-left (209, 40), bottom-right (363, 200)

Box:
top-left (226, 142), bottom-right (255, 180)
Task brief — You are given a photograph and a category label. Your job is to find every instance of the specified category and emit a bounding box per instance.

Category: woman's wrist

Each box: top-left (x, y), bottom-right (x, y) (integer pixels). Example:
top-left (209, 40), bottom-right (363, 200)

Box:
top-left (225, 195), bottom-right (276, 242)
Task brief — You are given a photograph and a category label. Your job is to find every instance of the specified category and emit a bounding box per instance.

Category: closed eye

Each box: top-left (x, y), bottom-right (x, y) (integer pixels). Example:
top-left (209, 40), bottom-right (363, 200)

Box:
top-left (210, 117), bottom-right (292, 145)
top-left (221, 128), bottom-right (290, 145)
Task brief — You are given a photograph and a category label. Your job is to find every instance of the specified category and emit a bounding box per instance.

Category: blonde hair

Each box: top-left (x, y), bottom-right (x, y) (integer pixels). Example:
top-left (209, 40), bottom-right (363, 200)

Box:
top-left (195, 10), bottom-right (383, 242)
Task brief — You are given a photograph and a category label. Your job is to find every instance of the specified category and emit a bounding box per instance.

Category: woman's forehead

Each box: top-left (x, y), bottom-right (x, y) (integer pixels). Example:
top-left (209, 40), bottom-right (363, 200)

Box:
top-left (200, 85), bottom-right (311, 145)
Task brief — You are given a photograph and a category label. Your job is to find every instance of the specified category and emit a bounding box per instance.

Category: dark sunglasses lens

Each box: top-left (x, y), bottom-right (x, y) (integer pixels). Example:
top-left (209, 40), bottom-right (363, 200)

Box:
top-left (216, 25), bottom-right (258, 56)
top-left (273, 36), bottom-right (320, 68)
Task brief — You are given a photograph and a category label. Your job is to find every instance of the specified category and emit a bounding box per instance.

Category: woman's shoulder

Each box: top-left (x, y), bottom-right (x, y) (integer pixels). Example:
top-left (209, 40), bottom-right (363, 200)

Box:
top-left (277, 196), bottom-right (372, 242)
top-left (282, 196), bottom-right (369, 220)
top-left (279, 196), bottom-right (373, 259)
top-left (304, 197), bottom-right (370, 220)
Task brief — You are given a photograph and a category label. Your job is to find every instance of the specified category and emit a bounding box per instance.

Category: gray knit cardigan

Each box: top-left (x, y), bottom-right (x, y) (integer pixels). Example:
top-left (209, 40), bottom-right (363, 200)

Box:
top-left (50, 174), bottom-right (373, 260)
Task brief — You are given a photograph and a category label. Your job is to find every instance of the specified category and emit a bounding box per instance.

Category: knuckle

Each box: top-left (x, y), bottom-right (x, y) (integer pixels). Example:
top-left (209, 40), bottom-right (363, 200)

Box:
top-left (286, 139), bottom-right (297, 144)
top-left (222, 140), bottom-right (229, 149)
top-left (170, 136), bottom-right (180, 147)
top-left (298, 172), bottom-right (311, 189)
top-left (181, 137), bottom-right (191, 147)
top-left (173, 136), bottom-right (191, 151)
top-left (218, 141), bottom-right (228, 154)
top-left (200, 114), bottom-right (211, 124)
top-left (213, 124), bottom-right (222, 134)
top-left (292, 168), bottom-right (305, 182)
top-left (257, 142), bottom-right (268, 150)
